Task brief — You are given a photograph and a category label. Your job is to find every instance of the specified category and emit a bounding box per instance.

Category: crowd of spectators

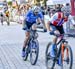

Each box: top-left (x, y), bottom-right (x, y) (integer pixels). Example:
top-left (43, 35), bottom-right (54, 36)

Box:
top-left (0, 1), bottom-right (75, 27)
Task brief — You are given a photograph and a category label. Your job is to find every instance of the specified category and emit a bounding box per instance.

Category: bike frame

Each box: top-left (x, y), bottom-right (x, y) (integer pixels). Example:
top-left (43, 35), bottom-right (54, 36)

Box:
top-left (55, 36), bottom-right (68, 62)
top-left (27, 28), bottom-right (38, 51)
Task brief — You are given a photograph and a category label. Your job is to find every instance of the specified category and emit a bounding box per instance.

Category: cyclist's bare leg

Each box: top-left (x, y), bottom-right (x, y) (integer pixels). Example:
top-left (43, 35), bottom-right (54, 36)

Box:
top-left (53, 36), bottom-right (57, 44)
top-left (23, 31), bottom-right (30, 51)
top-left (50, 30), bottom-right (60, 57)
top-left (32, 23), bottom-right (37, 31)
top-left (53, 30), bottom-right (60, 44)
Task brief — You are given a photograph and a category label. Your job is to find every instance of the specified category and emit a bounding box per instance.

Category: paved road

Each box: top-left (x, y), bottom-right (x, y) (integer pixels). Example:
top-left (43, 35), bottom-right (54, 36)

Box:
top-left (0, 22), bottom-right (75, 69)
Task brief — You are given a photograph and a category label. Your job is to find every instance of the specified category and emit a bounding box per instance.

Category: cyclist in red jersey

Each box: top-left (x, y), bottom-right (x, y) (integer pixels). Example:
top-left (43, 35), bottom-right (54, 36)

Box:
top-left (46, 9), bottom-right (68, 57)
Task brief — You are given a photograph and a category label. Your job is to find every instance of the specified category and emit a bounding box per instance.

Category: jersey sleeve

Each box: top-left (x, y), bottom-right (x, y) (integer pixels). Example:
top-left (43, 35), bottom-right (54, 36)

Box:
top-left (49, 13), bottom-right (58, 23)
top-left (25, 10), bottom-right (31, 19)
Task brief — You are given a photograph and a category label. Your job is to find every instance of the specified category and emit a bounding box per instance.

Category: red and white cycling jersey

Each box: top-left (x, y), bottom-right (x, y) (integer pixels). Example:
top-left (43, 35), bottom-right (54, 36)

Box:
top-left (49, 12), bottom-right (68, 26)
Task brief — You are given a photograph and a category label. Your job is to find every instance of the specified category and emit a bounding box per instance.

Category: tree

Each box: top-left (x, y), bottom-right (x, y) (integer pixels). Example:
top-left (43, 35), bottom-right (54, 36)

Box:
top-left (36, 0), bottom-right (40, 2)
top-left (7, 1), bottom-right (12, 6)
top-left (43, 0), bottom-right (47, 6)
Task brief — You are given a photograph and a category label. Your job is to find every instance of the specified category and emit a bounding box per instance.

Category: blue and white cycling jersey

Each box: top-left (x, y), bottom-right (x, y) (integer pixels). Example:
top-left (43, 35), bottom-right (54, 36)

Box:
top-left (25, 10), bottom-right (44, 23)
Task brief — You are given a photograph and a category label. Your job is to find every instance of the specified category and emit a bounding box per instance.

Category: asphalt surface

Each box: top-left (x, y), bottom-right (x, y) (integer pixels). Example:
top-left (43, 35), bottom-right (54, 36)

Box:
top-left (0, 22), bottom-right (75, 69)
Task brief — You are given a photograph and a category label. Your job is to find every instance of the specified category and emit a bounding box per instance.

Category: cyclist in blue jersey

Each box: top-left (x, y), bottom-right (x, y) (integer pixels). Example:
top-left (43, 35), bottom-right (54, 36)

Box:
top-left (22, 6), bottom-right (44, 57)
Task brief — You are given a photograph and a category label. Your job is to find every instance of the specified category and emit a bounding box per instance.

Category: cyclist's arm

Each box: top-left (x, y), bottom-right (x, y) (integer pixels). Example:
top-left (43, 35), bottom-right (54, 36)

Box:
top-left (47, 13), bottom-right (58, 31)
top-left (36, 18), bottom-right (41, 24)
top-left (38, 12), bottom-right (44, 23)
top-left (38, 12), bottom-right (46, 29)
top-left (47, 21), bottom-right (51, 31)
top-left (64, 17), bottom-right (68, 22)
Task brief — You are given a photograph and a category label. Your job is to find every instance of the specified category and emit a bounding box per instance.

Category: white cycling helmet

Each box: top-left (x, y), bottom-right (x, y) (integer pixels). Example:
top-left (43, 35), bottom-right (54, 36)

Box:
top-left (32, 6), bottom-right (40, 13)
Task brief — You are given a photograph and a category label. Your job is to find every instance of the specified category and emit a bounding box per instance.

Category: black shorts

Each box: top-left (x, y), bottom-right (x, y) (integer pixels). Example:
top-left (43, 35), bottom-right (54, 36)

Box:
top-left (50, 24), bottom-right (64, 34)
top-left (23, 21), bottom-right (35, 32)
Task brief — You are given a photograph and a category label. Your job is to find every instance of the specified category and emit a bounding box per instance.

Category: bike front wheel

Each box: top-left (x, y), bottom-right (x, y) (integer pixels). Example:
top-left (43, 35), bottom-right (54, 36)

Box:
top-left (30, 40), bottom-right (39, 65)
top-left (45, 42), bottom-right (56, 69)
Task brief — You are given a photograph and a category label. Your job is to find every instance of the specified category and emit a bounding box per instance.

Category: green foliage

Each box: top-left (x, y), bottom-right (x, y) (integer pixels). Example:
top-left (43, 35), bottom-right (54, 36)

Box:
top-left (36, 0), bottom-right (40, 2)
top-left (43, 0), bottom-right (47, 6)
top-left (7, 1), bottom-right (12, 6)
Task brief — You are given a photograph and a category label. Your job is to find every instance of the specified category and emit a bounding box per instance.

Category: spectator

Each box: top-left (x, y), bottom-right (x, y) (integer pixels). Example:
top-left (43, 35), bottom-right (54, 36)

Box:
top-left (61, 3), bottom-right (71, 16)
top-left (61, 3), bottom-right (75, 35)
top-left (55, 4), bottom-right (61, 12)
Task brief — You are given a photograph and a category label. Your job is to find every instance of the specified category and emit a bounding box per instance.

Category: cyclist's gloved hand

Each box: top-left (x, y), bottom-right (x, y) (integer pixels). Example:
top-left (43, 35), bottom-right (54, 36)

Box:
top-left (22, 27), bottom-right (27, 30)
top-left (37, 23), bottom-right (40, 25)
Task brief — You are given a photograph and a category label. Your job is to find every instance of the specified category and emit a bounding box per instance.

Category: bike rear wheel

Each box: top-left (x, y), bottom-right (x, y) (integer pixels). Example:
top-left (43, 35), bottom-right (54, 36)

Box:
top-left (1, 17), bottom-right (3, 25)
top-left (30, 40), bottom-right (39, 65)
top-left (45, 42), bottom-right (56, 69)
top-left (61, 45), bottom-right (73, 69)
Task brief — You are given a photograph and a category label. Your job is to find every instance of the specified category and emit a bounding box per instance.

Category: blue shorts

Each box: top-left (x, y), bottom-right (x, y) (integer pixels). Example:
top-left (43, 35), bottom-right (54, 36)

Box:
top-left (23, 21), bottom-right (35, 32)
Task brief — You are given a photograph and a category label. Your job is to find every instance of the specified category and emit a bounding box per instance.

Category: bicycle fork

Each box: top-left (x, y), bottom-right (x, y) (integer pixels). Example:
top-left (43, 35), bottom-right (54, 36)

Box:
top-left (61, 41), bottom-right (69, 64)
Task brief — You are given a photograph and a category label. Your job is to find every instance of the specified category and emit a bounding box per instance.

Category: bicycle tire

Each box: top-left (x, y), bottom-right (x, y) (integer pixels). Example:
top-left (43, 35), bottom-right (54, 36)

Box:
top-left (61, 45), bottom-right (73, 69)
top-left (1, 18), bottom-right (3, 25)
top-left (23, 46), bottom-right (29, 61)
top-left (30, 40), bottom-right (39, 65)
top-left (45, 42), bottom-right (56, 69)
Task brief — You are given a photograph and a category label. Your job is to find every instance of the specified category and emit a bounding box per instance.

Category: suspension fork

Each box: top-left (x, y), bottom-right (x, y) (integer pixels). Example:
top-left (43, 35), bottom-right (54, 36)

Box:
top-left (61, 41), bottom-right (68, 63)
top-left (61, 43), bottom-right (65, 62)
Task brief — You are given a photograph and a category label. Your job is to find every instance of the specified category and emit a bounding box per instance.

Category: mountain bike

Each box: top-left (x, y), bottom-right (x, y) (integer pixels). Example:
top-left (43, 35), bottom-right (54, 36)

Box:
top-left (45, 33), bottom-right (73, 69)
top-left (23, 28), bottom-right (39, 65)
